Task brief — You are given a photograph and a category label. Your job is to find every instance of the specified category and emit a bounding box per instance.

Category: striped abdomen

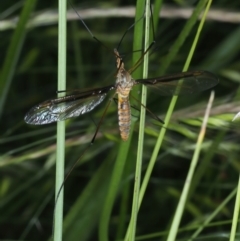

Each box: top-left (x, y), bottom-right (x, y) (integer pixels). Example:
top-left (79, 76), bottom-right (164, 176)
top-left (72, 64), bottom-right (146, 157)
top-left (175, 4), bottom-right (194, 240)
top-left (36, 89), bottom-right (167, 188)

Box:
top-left (118, 95), bottom-right (131, 141)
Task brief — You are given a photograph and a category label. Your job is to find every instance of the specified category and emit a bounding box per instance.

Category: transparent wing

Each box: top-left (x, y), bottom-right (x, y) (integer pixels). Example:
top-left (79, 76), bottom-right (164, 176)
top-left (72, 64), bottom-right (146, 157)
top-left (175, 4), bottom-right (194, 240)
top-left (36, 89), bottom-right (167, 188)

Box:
top-left (135, 71), bottom-right (219, 96)
top-left (25, 85), bottom-right (114, 125)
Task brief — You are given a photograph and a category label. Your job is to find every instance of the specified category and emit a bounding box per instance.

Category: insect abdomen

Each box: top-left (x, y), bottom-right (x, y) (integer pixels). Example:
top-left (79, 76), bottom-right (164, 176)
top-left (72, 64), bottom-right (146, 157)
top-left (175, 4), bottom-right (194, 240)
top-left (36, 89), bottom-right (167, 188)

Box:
top-left (118, 96), bottom-right (131, 141)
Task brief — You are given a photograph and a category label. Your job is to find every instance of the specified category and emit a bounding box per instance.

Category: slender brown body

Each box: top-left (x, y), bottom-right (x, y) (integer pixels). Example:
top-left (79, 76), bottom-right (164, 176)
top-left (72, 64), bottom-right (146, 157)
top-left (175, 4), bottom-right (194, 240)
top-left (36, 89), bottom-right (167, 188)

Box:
top-left (117, 93), bottom-right (131, 141)
top-left (114, 49), bottom-right (135, 141)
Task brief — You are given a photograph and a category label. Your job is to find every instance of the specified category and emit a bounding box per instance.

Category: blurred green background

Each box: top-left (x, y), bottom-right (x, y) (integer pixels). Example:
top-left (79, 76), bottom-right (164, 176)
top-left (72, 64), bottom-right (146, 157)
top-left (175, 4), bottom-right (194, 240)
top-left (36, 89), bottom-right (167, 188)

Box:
top-left (1, 0), bottom-right (240, 240)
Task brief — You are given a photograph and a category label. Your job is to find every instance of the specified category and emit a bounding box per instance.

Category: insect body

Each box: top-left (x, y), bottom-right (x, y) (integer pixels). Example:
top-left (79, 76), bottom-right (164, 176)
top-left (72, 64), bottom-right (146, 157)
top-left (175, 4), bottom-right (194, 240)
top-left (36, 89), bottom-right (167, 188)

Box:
top-left (115, 49), bottom-right (135, 141)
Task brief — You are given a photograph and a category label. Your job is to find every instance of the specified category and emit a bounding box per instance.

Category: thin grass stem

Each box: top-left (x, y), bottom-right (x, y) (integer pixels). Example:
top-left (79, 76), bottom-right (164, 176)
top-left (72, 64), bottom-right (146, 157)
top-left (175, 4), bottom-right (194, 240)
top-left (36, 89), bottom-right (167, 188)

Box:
top-left (54, 0), bottom-right (67, 240)
top-left (125, 0), bottom-right (150, 240)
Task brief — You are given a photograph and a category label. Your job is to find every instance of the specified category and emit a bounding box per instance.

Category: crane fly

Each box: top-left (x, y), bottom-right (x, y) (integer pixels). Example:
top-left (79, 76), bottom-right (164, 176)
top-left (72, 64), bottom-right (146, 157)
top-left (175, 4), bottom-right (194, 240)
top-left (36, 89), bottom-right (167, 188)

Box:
top-left (24, 48), bottom-right (218, 141)
top-left (24, 3), bottom-right (219, 141)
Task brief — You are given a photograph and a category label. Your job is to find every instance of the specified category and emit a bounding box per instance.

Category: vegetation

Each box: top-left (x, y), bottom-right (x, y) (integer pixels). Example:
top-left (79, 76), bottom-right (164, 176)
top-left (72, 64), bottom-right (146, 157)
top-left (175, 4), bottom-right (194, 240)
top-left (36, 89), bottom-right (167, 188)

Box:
top-left (1, 0), bottom-right (240, 240)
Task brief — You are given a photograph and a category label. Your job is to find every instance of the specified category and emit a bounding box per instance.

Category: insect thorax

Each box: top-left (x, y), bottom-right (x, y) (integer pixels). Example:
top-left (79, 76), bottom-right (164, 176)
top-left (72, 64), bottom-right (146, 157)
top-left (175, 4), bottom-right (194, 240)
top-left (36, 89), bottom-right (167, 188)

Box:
top-left (116, 69), bottom-right (135, 97)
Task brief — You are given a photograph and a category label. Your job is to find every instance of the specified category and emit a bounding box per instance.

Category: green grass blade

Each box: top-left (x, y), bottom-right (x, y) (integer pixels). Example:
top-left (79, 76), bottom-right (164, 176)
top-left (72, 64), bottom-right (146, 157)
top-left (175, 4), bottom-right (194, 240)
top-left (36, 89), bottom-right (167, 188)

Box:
top-left (99, 1), bottom-right (146, 240)
top-left (63, 156), bottom-right (115, 241)
top-left (97, 1), bottom-right (144, 240)
top-left (128, 0), bottom-right (151, 240)
top-left (152, 0), bottom-right (163, 32)
top-left (0, 0), bottom-right (37, 119)
top-left (158, 0), bottom-right (209, 75)
top-left (98, 131), bottom-right (134, 241)
top-left (166, 1), bottom-right (214, 240)
top-left (167, 90), bottom-right (214, 241)
top-left (54, 0), bottom-right (67, 240)
top-left (190, 187), bottom-right (237, 240)
top-left (229, 176), bottom-right (240, 241)
top-left (138, 0), bottom-right (212, 217)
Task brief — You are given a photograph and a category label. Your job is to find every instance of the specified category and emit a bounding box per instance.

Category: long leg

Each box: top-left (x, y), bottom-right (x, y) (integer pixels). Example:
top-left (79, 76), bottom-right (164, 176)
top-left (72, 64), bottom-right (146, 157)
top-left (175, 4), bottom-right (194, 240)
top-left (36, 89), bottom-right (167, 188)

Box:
top-left (52, 93), bottom-right (115, 239)
top-left (128, 4), bottom-right (156, 75)
top-left (130, 94), bottom-right (164, 124)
